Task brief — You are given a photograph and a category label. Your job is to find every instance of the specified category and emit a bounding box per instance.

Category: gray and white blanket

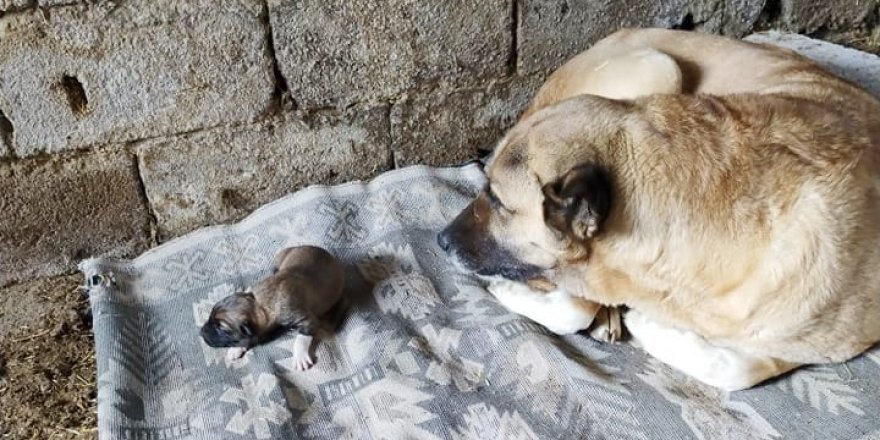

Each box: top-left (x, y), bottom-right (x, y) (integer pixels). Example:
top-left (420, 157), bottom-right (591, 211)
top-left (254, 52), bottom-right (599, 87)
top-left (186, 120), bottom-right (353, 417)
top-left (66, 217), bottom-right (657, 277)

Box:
top-left (81, 33), bottom-right (880, 440)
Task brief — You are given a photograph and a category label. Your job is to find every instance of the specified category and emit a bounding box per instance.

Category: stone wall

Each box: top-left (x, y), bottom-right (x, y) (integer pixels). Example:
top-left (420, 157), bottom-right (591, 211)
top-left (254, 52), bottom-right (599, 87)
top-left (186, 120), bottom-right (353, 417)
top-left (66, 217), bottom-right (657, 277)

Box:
top-left (1, 0), bottom-right (878, 286)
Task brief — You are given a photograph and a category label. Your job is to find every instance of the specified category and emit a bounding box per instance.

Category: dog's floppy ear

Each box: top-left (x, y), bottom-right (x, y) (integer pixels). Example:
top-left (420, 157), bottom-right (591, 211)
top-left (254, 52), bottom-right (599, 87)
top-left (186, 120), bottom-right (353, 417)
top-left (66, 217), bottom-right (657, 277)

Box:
top-left (542, 163), bottom-right (612, 240)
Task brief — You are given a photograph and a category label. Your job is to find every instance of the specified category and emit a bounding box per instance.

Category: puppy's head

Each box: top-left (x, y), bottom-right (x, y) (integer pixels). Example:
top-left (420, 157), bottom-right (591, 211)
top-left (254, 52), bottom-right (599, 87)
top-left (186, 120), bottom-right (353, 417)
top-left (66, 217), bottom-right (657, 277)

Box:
top-left (200, 292), bottom-right (258, 348)
top-left (438, 95), bottom-right (625, 280)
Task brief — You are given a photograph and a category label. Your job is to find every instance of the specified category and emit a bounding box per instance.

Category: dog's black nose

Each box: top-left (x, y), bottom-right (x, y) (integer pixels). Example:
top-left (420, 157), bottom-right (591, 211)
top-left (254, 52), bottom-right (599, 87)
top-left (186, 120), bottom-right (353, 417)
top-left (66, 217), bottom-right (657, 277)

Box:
top-left (437, 230), bottom-right (451, 252)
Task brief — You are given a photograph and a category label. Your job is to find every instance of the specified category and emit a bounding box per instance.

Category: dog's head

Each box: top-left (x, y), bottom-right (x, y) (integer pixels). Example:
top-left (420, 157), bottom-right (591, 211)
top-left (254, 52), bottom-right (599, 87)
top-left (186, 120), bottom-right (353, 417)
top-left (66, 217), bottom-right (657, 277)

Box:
top-left (200, 292), bottom-right (259, 348)
top-left (438, 95), bottom-right (627, 281)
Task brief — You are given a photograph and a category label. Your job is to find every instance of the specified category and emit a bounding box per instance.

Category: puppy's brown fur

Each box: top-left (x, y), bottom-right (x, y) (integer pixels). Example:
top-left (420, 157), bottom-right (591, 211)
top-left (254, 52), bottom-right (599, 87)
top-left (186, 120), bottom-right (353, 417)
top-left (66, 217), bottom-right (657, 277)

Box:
top-left (440, 29), bottom-right (880, 386)
top-left (201, 246), bottom-right (344, 366)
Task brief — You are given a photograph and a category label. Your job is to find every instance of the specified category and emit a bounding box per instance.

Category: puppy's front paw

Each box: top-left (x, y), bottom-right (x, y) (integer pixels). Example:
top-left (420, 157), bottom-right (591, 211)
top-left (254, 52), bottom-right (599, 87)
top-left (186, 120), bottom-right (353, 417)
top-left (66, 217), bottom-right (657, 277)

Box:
top-left (226, 346), bottom-right (248, 361)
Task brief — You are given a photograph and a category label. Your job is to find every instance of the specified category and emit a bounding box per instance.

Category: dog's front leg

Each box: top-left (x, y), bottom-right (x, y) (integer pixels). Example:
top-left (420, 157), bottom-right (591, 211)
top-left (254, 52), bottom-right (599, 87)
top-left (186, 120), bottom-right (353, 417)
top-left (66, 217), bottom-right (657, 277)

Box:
top-left (589, 306), bottom-right (623, 342)
top-left (487, 279), bottom-right (615, 337)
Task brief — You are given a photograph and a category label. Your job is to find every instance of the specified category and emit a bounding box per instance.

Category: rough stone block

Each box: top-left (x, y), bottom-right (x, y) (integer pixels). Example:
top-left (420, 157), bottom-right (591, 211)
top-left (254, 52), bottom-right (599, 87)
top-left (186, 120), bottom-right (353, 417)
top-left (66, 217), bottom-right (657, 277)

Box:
top-left (269, 0), bottom-right (512, 108)
top-left (518, 0), bottom-right (681, 74)
top-left (391, 76), bottom-right (540, 167)
top-left (517, 0), bottom-right (766, 74)
top-left (0, 0), bottom-right (273, 156)
top-left (0, 0), bottom-right (30, 11)
top-left (746, 32), bottom-right (880, 98)
top-left (137, 105), bottom-right (392, 239)
top-left (0, 149), bottom-right (151, 287)
top-left (700, 0), bottom-right (768, 37)
top-left (779, 0), bottom-right (879, 33)
top-left (38, 0), bottom-right (80, 6)
top-left (1, 1), bottom-right (102, 11)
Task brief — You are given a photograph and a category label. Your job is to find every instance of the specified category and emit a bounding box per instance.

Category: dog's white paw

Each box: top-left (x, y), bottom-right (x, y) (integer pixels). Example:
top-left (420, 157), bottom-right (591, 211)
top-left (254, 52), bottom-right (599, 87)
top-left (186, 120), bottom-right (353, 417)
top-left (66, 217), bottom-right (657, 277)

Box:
top-left (487, 280), bottom-right (600, 335)
top-left (588, 306), bottom-right (624, 343)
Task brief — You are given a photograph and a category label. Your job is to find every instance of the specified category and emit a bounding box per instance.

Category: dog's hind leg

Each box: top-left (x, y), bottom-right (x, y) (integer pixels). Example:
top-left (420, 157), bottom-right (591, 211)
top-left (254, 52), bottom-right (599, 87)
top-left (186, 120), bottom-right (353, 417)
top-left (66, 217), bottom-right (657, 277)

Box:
top-left (523, 43), bottom-right (683, 119)
top-left (625, 309), bottom-right (799, 391)
top-left (571, 48), bottom-right (683, 100)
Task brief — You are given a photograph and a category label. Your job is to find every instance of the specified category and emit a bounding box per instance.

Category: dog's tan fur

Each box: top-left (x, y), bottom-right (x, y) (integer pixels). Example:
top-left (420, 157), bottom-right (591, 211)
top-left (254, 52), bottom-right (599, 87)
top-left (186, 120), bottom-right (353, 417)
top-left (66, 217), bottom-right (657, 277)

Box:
top-left (441, 28), bottom-right (880, 385)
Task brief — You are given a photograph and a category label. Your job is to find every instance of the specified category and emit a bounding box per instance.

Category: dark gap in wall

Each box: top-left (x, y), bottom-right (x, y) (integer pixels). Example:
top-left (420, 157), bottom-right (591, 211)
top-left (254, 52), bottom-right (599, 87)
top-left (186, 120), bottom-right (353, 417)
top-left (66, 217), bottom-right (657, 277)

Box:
top-left (268, 35), bottom-right (290, 103)
top-left (869, 4), bottom-right (880, 28)
top-left (262, 0), bottom-right (295, 114)
top-left (219, 188), bottom-right (248, 211)
top-left (755, 0), bottom-right (783, 30)
top-left (475, 147), bottom-right (493, 157)
top-left (385, 104), bottom-right (395, 169)
top-left (59, 75), bottom-right (88, 115)
top-left (673, 12), bottom-right (696, 31)
top-left (0, 108), bottom-right (15, 153)
top-left (389, 149), bottom-right (398, 169)
top-left (507, 0), bottom-right (519, 75)
top-left (131, 152), bottom-right (160, 247)
top-left (272, 63), bottom-right (289, 96)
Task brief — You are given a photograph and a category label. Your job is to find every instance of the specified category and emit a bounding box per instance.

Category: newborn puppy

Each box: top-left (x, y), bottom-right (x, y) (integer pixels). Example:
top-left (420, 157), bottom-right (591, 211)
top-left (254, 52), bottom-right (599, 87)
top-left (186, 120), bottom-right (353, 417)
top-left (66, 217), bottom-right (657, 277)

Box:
top-left (200, 245), bottom-right (345, 370)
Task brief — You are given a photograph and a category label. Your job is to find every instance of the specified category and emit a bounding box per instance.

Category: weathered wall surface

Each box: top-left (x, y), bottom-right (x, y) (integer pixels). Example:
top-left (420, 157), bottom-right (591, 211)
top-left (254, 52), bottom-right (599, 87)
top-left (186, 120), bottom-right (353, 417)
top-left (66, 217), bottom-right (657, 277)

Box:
top-left (0, 0), bottom-right (878, 285)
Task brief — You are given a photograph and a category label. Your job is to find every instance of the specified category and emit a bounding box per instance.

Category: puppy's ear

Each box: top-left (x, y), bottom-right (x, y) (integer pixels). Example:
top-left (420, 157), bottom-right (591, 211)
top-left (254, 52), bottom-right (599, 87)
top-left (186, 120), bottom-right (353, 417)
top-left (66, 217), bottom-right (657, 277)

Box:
top-left (542, 163), bottom-right (612, 240)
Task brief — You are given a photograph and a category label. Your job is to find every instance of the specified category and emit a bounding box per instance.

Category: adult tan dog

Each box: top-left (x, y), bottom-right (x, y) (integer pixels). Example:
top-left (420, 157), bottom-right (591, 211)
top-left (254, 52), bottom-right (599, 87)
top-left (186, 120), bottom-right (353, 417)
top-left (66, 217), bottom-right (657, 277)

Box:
top-left (437, 28), bottom-right (880, 391)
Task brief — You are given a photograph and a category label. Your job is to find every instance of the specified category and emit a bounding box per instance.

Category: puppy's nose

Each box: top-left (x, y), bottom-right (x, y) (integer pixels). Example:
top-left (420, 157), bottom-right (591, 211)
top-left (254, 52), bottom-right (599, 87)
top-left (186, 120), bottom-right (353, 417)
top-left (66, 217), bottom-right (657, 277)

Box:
top-left (437, 230), bottom-right (452, 252)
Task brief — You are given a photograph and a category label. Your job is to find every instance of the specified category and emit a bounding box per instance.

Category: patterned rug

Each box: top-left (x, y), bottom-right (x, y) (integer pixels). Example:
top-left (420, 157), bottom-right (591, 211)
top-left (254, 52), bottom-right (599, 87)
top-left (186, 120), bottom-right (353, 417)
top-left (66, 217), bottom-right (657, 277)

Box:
top-left (80, 34), bottom-right (880, 440)
top-left (80, 164), bottom-right (880, 440)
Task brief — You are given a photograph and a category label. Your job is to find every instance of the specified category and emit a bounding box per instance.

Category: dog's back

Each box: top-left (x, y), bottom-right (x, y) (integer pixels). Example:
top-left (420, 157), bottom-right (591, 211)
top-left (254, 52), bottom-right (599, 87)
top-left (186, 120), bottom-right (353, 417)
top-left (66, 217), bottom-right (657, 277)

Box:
top-left (523, 29), bottom-right (880, 364)
top-left (527, 28), bottom-right (880, 119)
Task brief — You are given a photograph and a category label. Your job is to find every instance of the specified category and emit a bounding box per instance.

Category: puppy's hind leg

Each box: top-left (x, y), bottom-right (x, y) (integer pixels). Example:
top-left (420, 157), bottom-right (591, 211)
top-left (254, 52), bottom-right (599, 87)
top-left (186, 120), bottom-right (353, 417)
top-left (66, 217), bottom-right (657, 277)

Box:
top-left (625, 310), bottom-right (799, 391)
top-left (272, 247), bottom-right (294, 273)
top-left (288, 310), bottom-right (330, 371)
top-left (322, 298), bottom-right (349, 332)
top-left (226, 346), bottom-right (249, 362)
top-left (291, 332), bottom-right (315, 371)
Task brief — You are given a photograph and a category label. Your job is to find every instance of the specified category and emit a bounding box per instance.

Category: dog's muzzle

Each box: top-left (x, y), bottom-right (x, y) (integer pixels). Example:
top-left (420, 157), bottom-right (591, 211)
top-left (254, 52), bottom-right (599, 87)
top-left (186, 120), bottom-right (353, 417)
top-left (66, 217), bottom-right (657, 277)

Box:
top-left (437, 220), bottom-right (542, 281)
